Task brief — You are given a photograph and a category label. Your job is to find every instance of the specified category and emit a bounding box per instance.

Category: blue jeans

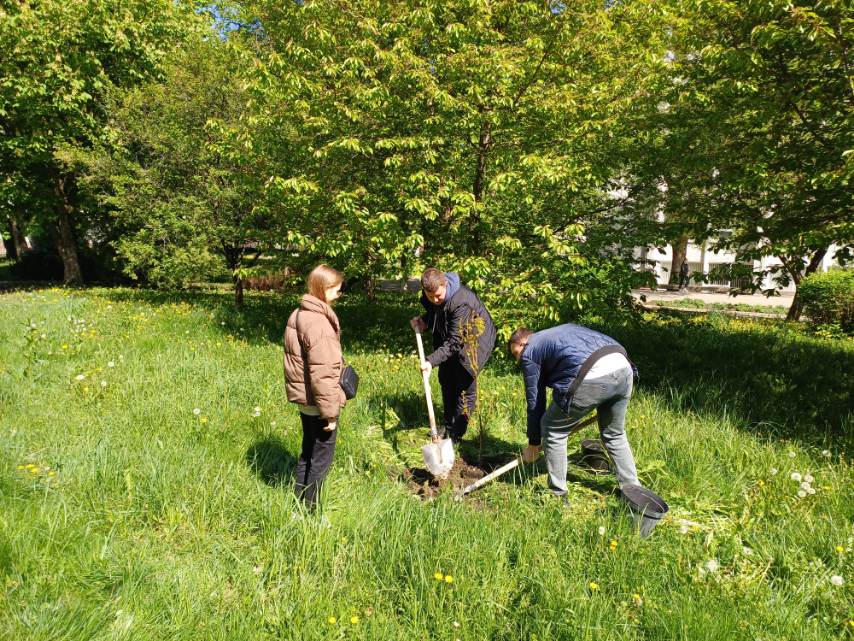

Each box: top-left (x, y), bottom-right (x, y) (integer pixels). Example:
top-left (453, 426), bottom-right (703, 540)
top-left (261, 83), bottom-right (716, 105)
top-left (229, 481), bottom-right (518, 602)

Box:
top-left (541, 367), bottom-right (639, 496)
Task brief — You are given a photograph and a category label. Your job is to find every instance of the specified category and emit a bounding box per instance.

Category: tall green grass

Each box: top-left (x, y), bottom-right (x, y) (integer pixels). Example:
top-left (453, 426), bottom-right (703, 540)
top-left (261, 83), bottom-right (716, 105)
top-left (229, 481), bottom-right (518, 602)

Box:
top-left (1, 288), bottom-right (851, 640)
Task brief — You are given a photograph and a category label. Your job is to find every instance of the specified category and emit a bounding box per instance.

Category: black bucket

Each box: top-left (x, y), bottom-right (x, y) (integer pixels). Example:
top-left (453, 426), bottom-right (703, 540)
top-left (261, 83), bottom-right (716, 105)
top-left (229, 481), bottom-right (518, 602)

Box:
top-left (579, 439), bottom-right (610, 474)
top-left (620, 485), bottom-right (669, 538)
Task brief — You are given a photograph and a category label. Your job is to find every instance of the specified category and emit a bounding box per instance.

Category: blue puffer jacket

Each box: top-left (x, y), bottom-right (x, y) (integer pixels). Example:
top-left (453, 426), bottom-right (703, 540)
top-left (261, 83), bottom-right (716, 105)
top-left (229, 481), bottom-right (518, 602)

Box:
top-left (520, 323), bottom-right (637, 445)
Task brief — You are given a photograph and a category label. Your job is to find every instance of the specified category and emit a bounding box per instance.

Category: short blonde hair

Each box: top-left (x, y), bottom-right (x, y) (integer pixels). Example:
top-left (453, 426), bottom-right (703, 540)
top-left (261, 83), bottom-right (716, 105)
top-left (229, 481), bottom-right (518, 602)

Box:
top-left (307, 264), bottom-right (343, 300)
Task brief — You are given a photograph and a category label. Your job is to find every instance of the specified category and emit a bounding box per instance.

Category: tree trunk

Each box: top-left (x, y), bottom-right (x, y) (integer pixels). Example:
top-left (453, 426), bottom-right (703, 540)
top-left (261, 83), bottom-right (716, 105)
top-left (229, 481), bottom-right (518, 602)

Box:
top-left (5, 217), bottom-right (29, 259)
top-left (471, 120), bottom-right (492, 253)
top-left (234, 273), bottom-right (244, 306)
top-left (784, 247), bottom-right (827, 321)
top-left (53, 175), bottom-right (83, 285)
top-left (670, 235), bottom-right (689, 286)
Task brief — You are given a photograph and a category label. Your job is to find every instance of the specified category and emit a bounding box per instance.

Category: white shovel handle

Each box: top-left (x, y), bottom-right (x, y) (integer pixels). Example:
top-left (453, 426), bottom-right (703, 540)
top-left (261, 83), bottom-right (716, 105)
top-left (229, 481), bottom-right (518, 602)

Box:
top-left (415, 330), bottom-right (439, 439)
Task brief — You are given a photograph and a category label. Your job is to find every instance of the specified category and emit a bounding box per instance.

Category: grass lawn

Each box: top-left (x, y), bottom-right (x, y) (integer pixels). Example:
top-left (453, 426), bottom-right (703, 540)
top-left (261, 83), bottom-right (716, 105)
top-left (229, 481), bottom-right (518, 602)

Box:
top-left (1, 287), bottom-right (852, 640)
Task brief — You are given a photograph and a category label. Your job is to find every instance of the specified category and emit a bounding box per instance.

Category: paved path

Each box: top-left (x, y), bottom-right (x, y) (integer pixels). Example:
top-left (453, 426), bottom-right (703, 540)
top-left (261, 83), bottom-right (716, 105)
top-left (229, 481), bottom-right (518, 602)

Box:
top-left (632, 288), bottom-right (792, 308)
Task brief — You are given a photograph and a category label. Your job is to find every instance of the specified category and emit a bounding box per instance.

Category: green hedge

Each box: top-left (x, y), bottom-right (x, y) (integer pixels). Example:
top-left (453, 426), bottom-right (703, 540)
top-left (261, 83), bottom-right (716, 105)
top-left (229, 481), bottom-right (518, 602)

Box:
top-left (799, 270), bottom-right (854, 332)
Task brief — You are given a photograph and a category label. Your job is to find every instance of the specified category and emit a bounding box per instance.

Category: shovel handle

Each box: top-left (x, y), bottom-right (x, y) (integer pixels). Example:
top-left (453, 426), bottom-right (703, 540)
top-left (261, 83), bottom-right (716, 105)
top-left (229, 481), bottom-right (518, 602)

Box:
top-left (415, 330), bottom-right (439, 439)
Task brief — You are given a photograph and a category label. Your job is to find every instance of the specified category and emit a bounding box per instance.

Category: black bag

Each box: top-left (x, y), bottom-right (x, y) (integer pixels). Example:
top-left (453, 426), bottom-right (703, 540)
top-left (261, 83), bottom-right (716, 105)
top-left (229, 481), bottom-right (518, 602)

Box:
top-left (340, 364), bottom-right (359, 400)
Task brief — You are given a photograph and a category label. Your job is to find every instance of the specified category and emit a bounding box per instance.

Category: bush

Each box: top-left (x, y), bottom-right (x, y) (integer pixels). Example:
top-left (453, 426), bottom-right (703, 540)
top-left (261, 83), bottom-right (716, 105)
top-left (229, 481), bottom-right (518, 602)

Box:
top-left (799, 270), bottom-right (854, 333)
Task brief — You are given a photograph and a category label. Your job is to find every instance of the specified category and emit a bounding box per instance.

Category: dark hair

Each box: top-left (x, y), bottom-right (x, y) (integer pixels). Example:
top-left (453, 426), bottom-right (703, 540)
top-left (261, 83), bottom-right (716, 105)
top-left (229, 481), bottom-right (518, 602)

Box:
top-left (509, 327), bottom-right (533, 348)
top-left (421, 268), bottom-right (447, 293)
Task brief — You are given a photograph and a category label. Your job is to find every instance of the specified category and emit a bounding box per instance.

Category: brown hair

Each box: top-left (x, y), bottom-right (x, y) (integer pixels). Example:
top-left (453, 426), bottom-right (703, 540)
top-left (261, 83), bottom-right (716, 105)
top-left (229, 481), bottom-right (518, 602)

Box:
top-left (307, 264), bottom-right (343, 301)
top-left (421, 268), bottom-right (447, 293)
top-left (509, 327), bottom-right (533, 348)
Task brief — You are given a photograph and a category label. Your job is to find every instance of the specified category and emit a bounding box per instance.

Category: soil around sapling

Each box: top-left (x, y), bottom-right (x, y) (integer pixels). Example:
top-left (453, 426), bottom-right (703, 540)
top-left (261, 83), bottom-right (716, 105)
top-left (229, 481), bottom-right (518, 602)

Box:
top-left (401, 454), bottom-right (513, 499)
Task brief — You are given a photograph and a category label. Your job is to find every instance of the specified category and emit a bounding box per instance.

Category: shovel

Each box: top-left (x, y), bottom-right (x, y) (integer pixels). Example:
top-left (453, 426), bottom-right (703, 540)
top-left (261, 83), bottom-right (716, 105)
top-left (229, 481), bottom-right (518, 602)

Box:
top-left (415, 329), bottom-right (455, 479)
top-left (457, 413), bottom-right (598, 497)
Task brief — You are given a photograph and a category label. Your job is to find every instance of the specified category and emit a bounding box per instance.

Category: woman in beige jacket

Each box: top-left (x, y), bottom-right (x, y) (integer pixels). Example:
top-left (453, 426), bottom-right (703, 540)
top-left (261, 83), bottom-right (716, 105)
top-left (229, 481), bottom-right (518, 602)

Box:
top-left (283, 264), bottom-right (347, 508)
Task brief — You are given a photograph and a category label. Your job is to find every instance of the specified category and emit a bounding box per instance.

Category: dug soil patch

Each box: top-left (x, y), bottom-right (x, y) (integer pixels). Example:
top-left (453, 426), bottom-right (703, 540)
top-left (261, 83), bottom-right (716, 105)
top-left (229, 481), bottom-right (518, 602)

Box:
top-left (401, 455), bottom-right (509, 499)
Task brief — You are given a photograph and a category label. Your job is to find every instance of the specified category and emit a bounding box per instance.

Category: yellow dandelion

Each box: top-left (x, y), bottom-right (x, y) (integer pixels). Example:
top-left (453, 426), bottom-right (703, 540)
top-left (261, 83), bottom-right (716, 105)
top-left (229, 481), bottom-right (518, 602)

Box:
top-left (48, 471), bottom-right (56, 477)
top-left (30, 467), bottom-right (40, 474)
top-left (836, 546), bottom-right (845, 554)
top-left (609, 539), bottom-right (618, 551)
top-left (200, 416), bottom-right (209, 425)
top-left (444, 575), bottom-right (454, 584)
top-left (328, 617), bottom-right (336, 625)
top-left (632, 593), bottom-right (643, 606)
top-left (588, 581), bottom-right (599, 591)
top-left (434, 572), bottom-right (444, 581)
top-left (350, 615), bottom-right (359, 624)
top-left (62, 344), bottom-right (69, 350)
top-left (757, 480), bottom-right (765, 487)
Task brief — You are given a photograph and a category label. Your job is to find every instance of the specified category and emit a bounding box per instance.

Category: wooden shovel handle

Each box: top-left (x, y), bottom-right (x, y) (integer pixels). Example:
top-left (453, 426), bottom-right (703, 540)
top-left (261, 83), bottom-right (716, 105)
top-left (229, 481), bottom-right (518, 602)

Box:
top-left (415, 330), bottom-right (439, 439)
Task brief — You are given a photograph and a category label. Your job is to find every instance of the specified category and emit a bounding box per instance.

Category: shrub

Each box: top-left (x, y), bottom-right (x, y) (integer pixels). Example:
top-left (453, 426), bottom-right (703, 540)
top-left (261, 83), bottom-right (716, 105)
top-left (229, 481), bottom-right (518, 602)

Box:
top-left (799, 270), bottom-right (854, 333)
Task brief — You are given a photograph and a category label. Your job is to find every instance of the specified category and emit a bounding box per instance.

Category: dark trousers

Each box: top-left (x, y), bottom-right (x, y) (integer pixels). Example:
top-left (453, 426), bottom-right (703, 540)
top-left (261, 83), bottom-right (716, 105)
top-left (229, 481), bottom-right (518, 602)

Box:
top-left (438, 360), bottom-right (477, 439)
top-left (293, 413), bottom-right (337, 508)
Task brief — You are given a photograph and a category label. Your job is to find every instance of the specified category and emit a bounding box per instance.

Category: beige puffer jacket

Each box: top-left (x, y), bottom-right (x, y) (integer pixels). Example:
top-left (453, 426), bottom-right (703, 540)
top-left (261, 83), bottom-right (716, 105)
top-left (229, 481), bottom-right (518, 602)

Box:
top-left (283, 294), bottom-right (346, 420)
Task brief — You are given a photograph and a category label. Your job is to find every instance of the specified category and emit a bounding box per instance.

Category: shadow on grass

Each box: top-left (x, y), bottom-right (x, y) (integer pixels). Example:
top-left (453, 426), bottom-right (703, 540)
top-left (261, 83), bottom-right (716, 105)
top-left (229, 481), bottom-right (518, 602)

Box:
top-left (599, 312), bottom-right (854, 446)
top-left (85, 288), bottom-right (853, 447)
top-left (246, 436), bottom-right (296, 487)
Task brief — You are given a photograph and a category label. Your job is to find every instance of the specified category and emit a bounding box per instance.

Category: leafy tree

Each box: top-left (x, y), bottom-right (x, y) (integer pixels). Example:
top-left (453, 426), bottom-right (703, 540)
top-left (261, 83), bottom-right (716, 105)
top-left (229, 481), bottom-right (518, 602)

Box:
top-left (247, 0), bottom-right (670, 328)
top-left (653, 0), bottom-right (853, 319)
top-left (76, 36), bottom-right (277, 304)
top-left (0, 0), bottom-right (198, 283)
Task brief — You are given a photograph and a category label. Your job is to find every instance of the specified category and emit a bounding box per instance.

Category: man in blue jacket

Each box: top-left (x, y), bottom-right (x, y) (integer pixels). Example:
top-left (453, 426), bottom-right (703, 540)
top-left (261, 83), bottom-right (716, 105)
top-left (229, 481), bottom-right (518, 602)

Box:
top-left (410, 268), bottom-right (497, 442)
top-left (509, 324), bottom-right (640, 499)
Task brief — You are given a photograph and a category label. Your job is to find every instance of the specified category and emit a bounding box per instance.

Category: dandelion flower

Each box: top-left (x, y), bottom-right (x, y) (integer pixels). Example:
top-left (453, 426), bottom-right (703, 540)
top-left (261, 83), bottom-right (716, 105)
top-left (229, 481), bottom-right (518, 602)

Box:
top-left (350, 615), bottom-right (360, 624)
top-left (808, 488), bottom-right (815, 495)
top-left (444, 575), bottom-right (454, 584)
top-left (790, 472), bottom-right (802, 482)
top-left (742, 546), bottom-right (753, 555)
top-left (609, 539), bottom-right (618, 551)
top-left (100, 381), bottom-right (107, 388)
top-left (679, 525), bottom-right (689, 535)
top-left (193, 408), bottom-right (201, 415)
top-left (830, 575), bottom-right (843, 587)
top-left (200, 417), bottom-right (208, 425)
top-left (705, 559), bottom-right (719, 573)
top-left (597, 526), bottom-right (606, 536)
top-left (75, 374), bottom-right (86, 381)
top-left (800, 481), bottom-right (811, 490)
top-left (788, 451), bottom-right (796, 458)
top-left (434, 572), bottom-right (444, 581)
top-left (797, 490), bottom-right (807, 498)
top-left (632, 593), bottom-right (643, 606)
top-left (108, 361), bottom-right (115, 368)
top-left (836, 546), bottom-right (845, 554)
top-left (453, 621), bottom-right (460, 628)
top-left (821, 450), bottom-right (831, 457)
top-left (588, 581), bottom-right (599, 591)
top-left (804, 474), bottom-right (814, 483)
top-left (327, 617), bottom-right (336, 624)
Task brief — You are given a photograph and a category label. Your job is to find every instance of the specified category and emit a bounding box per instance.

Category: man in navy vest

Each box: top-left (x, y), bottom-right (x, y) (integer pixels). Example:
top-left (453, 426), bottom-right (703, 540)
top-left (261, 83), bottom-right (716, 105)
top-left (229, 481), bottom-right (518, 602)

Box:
top-left (509, 324), bottom-right (640, 500)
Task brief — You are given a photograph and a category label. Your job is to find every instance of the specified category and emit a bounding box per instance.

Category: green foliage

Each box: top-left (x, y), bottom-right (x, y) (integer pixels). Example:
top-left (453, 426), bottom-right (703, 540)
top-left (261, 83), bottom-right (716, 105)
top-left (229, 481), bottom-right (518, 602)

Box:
top-left (647, 0), bottom-right (854, 308)
top-left (799, 270), bottom-right (854, 333)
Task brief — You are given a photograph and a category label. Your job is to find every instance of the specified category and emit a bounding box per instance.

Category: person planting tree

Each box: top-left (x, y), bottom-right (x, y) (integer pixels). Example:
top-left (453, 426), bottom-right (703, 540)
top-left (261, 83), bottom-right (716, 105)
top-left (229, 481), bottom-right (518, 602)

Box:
top-left (410, 268), bottom-right (496, 443)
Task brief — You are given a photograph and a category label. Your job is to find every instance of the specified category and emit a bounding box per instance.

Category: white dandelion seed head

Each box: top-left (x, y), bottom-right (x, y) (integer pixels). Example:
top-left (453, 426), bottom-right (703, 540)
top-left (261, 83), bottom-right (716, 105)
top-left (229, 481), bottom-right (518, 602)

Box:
top-left (791, 472), bottom-right (802, 482)
top-left (800, 481), bottom-right (811, 491)
top-left (742, 546), bottom-right (753, 556)
top-left (788, 451), bottom-right (796, 458)
top-left (453, 621), bottom-right (460, 628)
top-left (680, 525), bottom-right (689, 534)
top-left (770, 468), bottom-right (778, 475)
top-left (804, 474), bottom-right (814, 483)
top-left (193, 408), bottom-right (201, 415)
top-left (75, 374), bottom-right (86, 381)
top-left (100, 381), bottom-right (107, 387)
top-left (598, 526), bottom-right (606, 536)
top-left (108, 361), bottom-right (115, 368)
top-left (808, 488), bottom-right (816, 495)
top-left (705, 559), bottom-right (719, 573)
top-left (797, 490), bottom-right (807, 498)
top-left (830, 575), bottom-right (843, 587)
top-left (821, 450), bottom-right (831, 457)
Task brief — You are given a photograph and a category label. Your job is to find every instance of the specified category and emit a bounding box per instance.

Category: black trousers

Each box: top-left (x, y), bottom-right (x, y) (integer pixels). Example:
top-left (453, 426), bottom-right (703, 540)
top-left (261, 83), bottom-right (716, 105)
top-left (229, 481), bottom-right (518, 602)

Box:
top-left (293, 413), bottom-right (337, 508)
top-left (438, 359), bottom-right (477, 439)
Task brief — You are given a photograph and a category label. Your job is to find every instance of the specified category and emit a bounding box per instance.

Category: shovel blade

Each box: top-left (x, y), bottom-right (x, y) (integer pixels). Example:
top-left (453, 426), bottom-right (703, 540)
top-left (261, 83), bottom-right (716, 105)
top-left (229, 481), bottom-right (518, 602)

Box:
top-left (422, 438), bottom-right (455, 479)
